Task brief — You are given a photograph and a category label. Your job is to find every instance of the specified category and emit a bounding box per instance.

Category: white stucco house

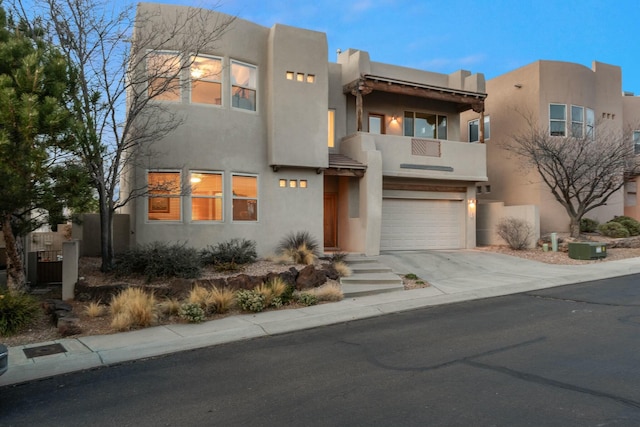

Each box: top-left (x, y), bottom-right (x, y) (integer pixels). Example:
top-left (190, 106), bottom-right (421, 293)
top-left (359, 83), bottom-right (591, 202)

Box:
top-left (120, 3), bottom-right (488, 256)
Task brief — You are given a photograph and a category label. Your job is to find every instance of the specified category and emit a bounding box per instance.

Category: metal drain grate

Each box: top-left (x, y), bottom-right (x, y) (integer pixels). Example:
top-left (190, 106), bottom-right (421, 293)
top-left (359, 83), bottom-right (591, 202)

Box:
top-left (23, 343), bottom-right (67, 358)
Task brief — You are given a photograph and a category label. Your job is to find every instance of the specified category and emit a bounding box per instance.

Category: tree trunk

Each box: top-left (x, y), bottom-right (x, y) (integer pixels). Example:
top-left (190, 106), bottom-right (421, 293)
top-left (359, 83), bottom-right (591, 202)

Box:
top-left (569, 216), bottom-right (581, 238)
top-left (1, 214), bottom-right (28, 294)
top-left (99, 194), bottom-right (114, 273)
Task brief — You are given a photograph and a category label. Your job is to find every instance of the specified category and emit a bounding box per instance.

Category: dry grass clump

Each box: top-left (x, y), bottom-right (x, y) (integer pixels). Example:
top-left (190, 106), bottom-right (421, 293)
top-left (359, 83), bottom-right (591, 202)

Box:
top-left (110, 287), bottom-right (157, 331)
top-left (333, 261), bottom-right (352, 277)
top-left (306, 282), bottom-right (344, 302)
top-left (84, 301), bottom-right (105, 318)
top-left (157, 297), bottom-right (182, 317)
top-left (208, 287), bottom-right (235, 314)
top-left (187, 285), bottom-right (211, 308)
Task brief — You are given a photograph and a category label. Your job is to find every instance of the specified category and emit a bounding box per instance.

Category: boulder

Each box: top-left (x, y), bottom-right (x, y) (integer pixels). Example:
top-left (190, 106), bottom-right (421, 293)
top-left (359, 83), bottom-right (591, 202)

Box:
top-left (58, 317), bottom-right (82, 336)
top-left (295, 265), bottom-right (327, 290)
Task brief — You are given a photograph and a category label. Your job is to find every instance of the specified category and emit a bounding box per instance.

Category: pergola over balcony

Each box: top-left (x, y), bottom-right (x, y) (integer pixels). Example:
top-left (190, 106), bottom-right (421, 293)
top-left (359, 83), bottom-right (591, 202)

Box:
top-left (343, 74), bottom-right (488, 143)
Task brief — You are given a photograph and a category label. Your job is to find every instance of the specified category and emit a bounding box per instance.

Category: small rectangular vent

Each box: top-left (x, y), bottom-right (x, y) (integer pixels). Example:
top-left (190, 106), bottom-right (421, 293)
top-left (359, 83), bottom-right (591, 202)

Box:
top-left (411, 139), bottom-right (441, 157)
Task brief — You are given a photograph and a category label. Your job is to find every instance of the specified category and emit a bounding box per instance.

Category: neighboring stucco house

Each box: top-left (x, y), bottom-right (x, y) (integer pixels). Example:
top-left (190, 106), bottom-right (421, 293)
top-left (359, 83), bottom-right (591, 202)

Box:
top-left (462, 60), bottom-right (640, 238)
top-left (120, 3), bottom-right (487, 256)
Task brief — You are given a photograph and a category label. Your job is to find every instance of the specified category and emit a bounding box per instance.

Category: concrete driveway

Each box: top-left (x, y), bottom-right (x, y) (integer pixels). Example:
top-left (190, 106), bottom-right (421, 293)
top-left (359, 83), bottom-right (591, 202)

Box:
top-left (375, 249), bottom-right (600, 295)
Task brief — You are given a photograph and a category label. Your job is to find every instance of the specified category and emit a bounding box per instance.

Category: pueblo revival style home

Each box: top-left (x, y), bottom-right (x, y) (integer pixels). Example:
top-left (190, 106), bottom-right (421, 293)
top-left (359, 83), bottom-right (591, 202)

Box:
top-left (461, 60), bottom-right (640, 241)
top-left (120, 3), bottom-right (487, 256)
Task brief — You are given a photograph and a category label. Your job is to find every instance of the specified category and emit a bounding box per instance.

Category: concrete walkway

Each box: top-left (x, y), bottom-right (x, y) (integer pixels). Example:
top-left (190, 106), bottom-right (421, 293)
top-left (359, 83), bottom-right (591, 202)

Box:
top-left (3, 249), bottom-right (640, 387)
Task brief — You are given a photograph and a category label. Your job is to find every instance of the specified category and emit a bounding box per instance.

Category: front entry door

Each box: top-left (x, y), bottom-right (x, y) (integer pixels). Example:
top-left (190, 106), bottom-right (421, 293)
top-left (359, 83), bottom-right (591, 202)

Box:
top-left (324, 193), bottom-right (338, 248)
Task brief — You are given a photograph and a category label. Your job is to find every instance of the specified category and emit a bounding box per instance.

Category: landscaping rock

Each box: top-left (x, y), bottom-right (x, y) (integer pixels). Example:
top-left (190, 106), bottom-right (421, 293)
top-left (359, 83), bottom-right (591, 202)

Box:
top-left (58, 317), bottom-right (82, 336)
top-left (321, 264), bottom-right (340, 281)
top-left (75, 281), bottom-right (127, 302)
top-left (226, 274), bottom-right (263, 290)
top-left (295, 265), bottom-right (327, 290)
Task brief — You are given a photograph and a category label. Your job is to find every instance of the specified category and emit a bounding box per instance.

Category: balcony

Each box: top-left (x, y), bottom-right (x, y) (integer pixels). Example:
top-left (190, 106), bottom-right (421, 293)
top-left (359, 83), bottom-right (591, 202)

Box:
top-left (341, 133), bottom-right (487, 182)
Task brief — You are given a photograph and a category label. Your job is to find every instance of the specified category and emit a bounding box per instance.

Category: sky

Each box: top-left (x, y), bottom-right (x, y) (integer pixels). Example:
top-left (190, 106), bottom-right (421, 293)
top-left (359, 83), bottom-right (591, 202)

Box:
top-left (153, 0), bottom-right (640, 94)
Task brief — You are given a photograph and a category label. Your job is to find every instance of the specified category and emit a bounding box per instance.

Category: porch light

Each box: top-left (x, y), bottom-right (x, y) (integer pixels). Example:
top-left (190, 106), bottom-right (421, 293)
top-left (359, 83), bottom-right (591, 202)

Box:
top-left (391, 115), bottom-right (397, 123)
top-left (468, 199), bottom-right (476, 208)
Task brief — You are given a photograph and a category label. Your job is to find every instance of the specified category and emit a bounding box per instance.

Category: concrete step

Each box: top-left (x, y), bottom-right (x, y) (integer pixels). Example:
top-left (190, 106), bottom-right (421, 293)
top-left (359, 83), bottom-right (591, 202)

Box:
top-left (349, 262), bottom-right (393, 274)
top-left (340, 271), bottom-right (403, 286)
top-left (343, 255), bottom-right (377, 264)
top-left (341, 283), bottom-right (404, 297)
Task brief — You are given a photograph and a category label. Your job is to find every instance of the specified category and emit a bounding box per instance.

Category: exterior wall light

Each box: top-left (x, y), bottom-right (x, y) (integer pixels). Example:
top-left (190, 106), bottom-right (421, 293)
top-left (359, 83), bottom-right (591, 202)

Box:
top-left (279, 179), bottom-right (287, 187)
top-left (468, 199), bottom-right (476, 209)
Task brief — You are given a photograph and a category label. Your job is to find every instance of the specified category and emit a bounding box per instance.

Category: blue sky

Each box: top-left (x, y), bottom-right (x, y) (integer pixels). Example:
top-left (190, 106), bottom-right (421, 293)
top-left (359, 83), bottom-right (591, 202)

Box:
top-left (161, 0), bottom-right (640, 94)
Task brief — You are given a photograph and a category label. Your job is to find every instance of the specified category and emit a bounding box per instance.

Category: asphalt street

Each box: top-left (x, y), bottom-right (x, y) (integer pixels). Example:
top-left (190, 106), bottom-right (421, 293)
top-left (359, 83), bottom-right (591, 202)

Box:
top-left (2, 274), bottom-right (639, 426)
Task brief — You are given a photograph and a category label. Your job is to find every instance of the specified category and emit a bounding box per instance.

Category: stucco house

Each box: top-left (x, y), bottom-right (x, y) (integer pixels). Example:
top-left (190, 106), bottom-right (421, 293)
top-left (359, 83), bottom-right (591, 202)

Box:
top-left (120, 3), bottom-right (487, 257)
top-left (461, 59), bottom-right (640, 240)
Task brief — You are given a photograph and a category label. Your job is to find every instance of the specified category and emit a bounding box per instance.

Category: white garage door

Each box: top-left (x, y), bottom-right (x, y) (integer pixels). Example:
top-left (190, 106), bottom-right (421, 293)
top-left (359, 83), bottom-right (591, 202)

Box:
top-left (381, 198), bottom-right (464, 250)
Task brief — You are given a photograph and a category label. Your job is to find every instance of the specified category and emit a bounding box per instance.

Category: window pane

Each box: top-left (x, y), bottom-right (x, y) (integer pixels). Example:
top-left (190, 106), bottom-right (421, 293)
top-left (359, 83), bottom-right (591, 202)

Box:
top-left (191, 173), bottom-right (222, 196)
top-left (192, 198), bottom-right (222, 221)
top-left (415, 113), bottom-right (436, 138)
top-left (190, 56), bottom-right (221, 81)
top-left (233, 175), bottom-right (257, 198)
top-left (148, 171), bottom-right (181, 221)
top-left (328, 110), bottom-right (335, 147)
top-left (403, 112), bottom-right (414, 137)
top-left (437, 115), bottom-right (447, 140)
top-left (572, 122), bottom-right (583, 138)
top-left (232, 86), bottom-right (256, 111)
top-left (148, 172), bottom-right (181, 195)
top-left (147, 53), bottom-right (181, 101)
top-left (192, 81), bottom-right (221, 105)
top-left (550, 121), bottom-right (566, 136)
top-left (469, 120), bottom-right (479, 142)
top-left (231, 62), bottom-right (256, 88)
top-left (571, 106), bottom-right (583, 122)
top-left (369, 116), bottom-right (382, 134)
top-left (233, 199), bottom-right (257, 221)
top-left (484, 116), bottom-right (491, 140)
top-left (550, 104), bottom-right (566, 120)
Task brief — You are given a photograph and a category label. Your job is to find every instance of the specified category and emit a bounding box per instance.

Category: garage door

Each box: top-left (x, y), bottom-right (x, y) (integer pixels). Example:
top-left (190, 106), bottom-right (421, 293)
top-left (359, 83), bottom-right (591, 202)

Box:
top-left (381, 198), bottom-right (463, 250)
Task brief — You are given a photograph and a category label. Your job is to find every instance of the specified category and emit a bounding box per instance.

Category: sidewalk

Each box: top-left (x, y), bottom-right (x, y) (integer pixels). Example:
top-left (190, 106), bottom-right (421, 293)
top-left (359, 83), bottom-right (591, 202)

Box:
top-left (3, 251), bottom-right (640, 387)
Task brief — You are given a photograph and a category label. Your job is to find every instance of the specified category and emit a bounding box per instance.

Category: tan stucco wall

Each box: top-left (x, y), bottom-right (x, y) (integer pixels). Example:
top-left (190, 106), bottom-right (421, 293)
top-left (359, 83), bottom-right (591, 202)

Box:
top-left (463, 60), bottom-right (626, 234)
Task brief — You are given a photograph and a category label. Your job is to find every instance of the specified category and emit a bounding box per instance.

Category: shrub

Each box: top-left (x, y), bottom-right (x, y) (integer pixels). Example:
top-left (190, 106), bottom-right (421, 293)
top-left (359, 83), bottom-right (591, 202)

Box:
top-left (277, 231), bottom-right (319, 265)
top-left (333, 261), bottom-right (352, 277)
top-left (110, 287), bottom-right (157, 331)
top-left (615, 217), bottom-right (640, 236)
top-left (496, 217), bottom-right (534, 250)
top-left (580, 218), bottom-right (599, 233)
top-left (328, 252), bottom-right (347, 263)
top-left (236, 289), bottom-right (266, 312)
top-left (187, 285), bottom-right (211, 311)
top-left (598, 222), bottom-right (630, 238)
top-left (255, 277), bottom-right (290, 308)
top-left (0, 291), bottom-right (39, 336)
top-left (296, 292), bottom-right (318, 306)
top-left (84, 301), bottom-right (105, 318)
top-left (307, 283), bottom-right (343, 302)
top-left (157, 298), bottom-right (182, 317)
top-left (208, 287), bottom-right (235, 314)
top-left (114, 242), bottom-right (202, 281)
top-left (404, 273), bottom-right (419, 280)
top-left (202, 238), bottom-right (257, 265)
top-left (179, 303), bottom-right (206, 323)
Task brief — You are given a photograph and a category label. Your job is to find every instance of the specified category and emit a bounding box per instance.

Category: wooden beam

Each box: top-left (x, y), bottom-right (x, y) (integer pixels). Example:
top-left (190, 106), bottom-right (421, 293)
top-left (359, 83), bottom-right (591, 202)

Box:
top-left (383, 182), bottom-right (466, 192)
top-left (324, 169), bottom-right (366, 177)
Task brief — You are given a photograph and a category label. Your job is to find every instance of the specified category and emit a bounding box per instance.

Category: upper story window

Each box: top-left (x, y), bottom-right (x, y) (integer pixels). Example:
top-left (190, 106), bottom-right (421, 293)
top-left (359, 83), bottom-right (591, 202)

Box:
top-left (586, 108), bottom-right (595, 139)
top-left (549, 104), bottom-right (567, 136)
top-left (468, 116), bottom-right (491, 142)
top-left (634, 131), bottom-right (640, 155)
top-left (404, 111), bottom-right (447, 140)
top-left (328, 109), bottom-right (335, 148)
top-left (147, 171), bottom-right (182, 221)
top-left (190, 55), bottom-right (222, 105)
top-left (147, 51), bottom-right (182, 102)
top-left (191, 172), bottom-right (223, 221)
top-left (231, 60), bottom-right (257, 111)
top-left (368, 113), bottom-right (385, 134)
top-left (571, 105), bottom-right (584, 138)
top-left (232, 174), bottom-right (258, 221)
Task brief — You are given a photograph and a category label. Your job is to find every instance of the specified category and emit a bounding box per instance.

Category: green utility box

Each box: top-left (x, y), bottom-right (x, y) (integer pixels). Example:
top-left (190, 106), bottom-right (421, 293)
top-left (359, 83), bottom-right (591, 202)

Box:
top-left (568, 242), bottom-right (607, 260)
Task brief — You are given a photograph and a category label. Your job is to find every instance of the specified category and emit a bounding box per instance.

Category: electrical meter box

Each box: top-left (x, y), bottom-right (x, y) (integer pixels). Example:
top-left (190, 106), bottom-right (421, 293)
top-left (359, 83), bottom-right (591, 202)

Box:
top-left (568, 242), bottom-right (607, 260)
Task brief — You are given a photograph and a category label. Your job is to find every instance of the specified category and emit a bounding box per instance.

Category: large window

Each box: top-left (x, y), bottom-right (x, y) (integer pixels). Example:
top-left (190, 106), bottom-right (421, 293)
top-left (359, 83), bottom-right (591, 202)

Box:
top-left (231, 60), bottom-right (257, 111)
top-left (147, 52), bottom-right (181, 101)
top-left (586, 108), bottom-right (595, 139)
top-left (190, 55), bottom-right (222, 105)
top-left (549, 104), bottom-right (566, 136)
top-left (404, 111), bottom-right (447, 140)
top-left (368, 113), bottom-right (384, 134)
top-left (634, 131), bottom-right (640, 155)
top-left (232, 174), bottom-right (258, 221)
top-left (468, 116), bottom-right (490, 142)
top-left (191, 172), bottom-right (223, 221)
top-left (147, 171), bottom-right (181, 221)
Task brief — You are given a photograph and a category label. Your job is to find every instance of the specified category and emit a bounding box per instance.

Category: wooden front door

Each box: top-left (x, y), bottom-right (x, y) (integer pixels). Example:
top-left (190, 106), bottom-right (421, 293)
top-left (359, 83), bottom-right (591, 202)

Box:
top-left (323, 193), bottom-right (338, 248)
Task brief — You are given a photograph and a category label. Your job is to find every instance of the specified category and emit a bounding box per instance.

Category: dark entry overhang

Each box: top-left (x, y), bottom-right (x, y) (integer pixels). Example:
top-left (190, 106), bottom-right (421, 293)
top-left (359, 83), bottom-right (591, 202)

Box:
top-left (325, 153), bottom-right (366, 177)
top-left (343, 74), bottom-right (487, 113)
